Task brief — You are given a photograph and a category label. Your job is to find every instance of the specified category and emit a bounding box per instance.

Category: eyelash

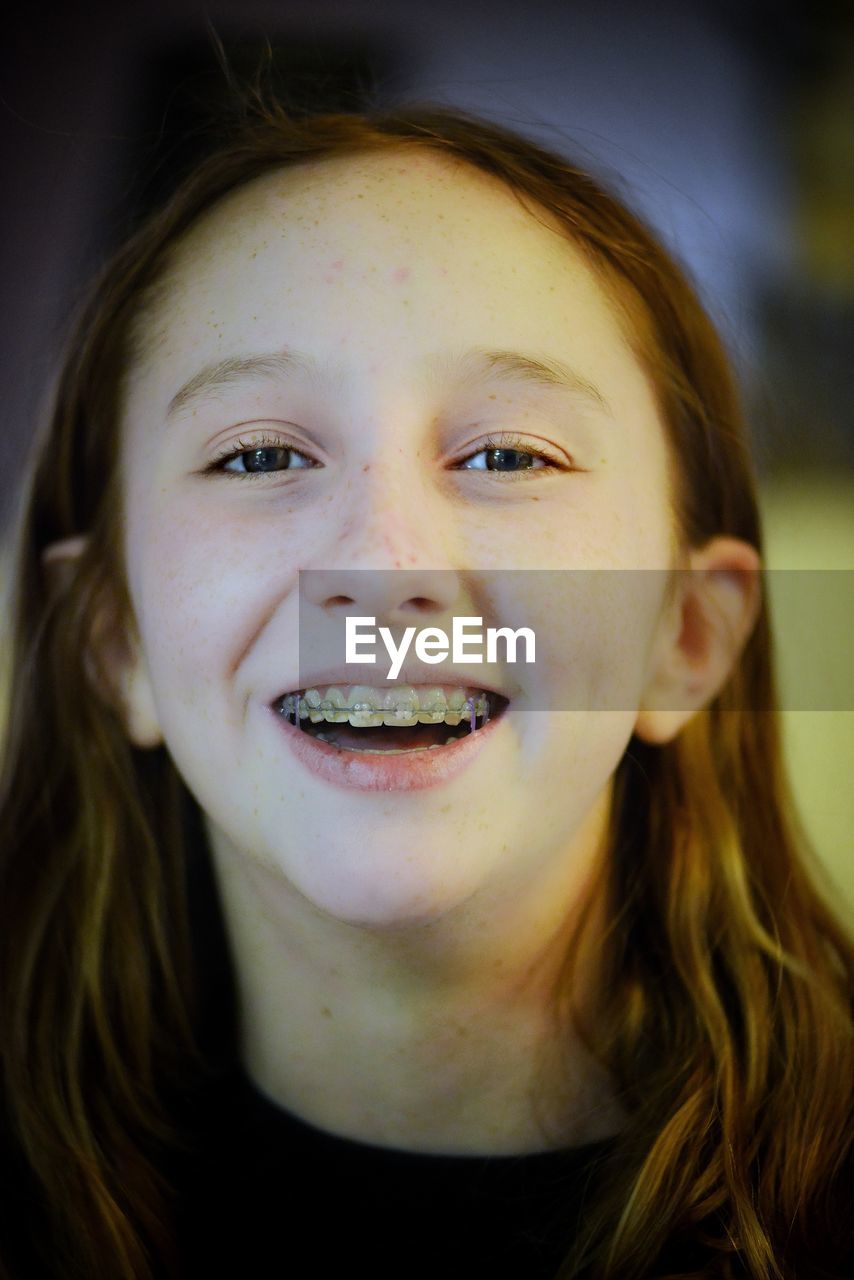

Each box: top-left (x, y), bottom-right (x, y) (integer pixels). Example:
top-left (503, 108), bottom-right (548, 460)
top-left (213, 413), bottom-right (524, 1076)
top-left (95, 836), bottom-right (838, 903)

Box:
top-left (206, 431), bottom-right (571, 480)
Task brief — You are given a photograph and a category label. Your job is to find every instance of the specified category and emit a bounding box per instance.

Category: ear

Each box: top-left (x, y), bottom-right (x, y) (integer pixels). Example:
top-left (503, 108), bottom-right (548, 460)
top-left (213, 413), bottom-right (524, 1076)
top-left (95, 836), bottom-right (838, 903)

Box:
top-left (633, 536), bottom-right (762, 745)
top-left (42, 536), bottom-right (164, 749)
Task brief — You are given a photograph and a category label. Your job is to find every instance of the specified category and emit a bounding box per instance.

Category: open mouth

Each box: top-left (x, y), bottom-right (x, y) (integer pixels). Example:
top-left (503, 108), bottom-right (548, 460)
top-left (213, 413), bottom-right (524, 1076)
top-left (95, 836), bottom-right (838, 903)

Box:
top-left (272, 690), bottom-right (510, 754)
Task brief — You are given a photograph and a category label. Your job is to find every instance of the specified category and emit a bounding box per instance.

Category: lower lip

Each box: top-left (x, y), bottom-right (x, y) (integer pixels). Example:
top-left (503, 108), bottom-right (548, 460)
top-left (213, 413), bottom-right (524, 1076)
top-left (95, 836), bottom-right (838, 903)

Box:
top-left (268, 704), bottom-right (508, 792)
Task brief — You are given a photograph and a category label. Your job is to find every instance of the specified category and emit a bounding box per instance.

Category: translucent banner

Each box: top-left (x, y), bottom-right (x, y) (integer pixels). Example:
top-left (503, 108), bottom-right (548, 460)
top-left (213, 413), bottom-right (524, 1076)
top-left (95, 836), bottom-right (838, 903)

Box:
top-left (293, 570), bottom-right (853, 712)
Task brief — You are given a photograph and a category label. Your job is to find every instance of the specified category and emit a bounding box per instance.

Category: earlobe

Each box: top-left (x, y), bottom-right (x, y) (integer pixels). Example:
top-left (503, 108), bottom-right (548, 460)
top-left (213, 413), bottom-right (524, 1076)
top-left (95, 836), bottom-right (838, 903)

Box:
top-left (41, 535), bottom-right (164, 750)
top-left (634, 537), bottom-right (762, 745)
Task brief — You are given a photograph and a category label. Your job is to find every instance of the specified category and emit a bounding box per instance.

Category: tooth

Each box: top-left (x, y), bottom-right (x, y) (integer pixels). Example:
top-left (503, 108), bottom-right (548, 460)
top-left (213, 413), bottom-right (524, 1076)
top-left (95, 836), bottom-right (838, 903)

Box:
top-left (305, 688), bottom-right (325, 723)
top-left (381, 686), bottom-right (420, 727)
top-left (347, 686), bottom-right (384, 727)
top-left (319, 687), bottom-right (349, 724)
top-left (416, 688), bottom-right (448, 724)
top-left (442, 689), bottom-right (466, 726)
top-left (471, 692), bottom-right (489, 720)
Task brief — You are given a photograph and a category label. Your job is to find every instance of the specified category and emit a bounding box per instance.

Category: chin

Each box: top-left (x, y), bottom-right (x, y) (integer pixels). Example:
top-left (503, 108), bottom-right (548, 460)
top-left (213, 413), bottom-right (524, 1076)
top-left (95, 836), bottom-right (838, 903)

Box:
top-left (292, 863), bottom-right (481, 932)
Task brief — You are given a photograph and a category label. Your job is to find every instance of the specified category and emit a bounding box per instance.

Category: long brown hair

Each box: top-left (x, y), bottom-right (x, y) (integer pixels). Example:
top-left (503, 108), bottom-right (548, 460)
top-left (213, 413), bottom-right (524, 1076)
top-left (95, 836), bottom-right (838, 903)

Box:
top-left (1, 89), bottom-right (852, 1280)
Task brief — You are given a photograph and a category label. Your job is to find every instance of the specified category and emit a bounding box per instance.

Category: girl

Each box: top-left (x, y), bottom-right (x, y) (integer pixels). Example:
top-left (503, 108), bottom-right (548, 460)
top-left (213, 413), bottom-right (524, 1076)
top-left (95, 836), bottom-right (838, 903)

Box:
top-left (1, 93), bottom-right (852, 1280)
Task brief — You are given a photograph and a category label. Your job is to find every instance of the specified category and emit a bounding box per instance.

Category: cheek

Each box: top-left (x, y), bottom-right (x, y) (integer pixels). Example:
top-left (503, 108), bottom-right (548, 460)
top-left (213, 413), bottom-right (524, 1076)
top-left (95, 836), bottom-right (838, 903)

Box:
top-left (127, 501), bottom-right (280, 707)
top-left (519, 476), bottom-right (674, 575)
top-left (602, 447), bottom-right (674, 556)
top-left (517, 569), bottom-right (664, 717)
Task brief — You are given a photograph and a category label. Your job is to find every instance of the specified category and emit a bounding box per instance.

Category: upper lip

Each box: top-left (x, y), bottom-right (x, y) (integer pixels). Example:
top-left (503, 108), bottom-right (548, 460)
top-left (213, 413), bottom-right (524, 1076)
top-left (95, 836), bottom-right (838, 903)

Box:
top-left (271, 665), bottom-right (513, 703)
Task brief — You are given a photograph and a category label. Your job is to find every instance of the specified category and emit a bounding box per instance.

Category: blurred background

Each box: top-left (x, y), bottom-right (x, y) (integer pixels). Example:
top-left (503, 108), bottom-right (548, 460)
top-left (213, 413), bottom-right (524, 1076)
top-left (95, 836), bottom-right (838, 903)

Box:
top-left (1, 0), bottom-right (852, 911)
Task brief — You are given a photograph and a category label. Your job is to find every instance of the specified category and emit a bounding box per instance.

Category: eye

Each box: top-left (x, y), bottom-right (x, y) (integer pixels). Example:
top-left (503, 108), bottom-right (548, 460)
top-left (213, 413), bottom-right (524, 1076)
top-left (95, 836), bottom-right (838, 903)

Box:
top-left (207, 433), bottom-right (317, 476)
top-left (457, 432), bottom-right (568, 478)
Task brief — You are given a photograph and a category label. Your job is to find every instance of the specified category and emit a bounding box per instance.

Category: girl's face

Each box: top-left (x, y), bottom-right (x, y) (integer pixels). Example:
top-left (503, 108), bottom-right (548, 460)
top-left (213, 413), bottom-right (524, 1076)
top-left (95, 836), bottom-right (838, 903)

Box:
top-left (117, 151), bottom-right (680, 928)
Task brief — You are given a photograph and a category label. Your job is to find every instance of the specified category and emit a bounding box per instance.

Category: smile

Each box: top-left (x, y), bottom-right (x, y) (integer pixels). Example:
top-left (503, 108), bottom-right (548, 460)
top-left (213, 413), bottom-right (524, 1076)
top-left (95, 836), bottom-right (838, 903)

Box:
top-left (269, 684), bottom-right (510, 791)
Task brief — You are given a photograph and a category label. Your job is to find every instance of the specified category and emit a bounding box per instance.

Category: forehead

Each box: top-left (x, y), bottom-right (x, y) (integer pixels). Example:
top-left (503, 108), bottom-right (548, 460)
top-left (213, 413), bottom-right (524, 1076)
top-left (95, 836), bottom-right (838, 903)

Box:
top-left (132, 149), bottom-right (638, 379)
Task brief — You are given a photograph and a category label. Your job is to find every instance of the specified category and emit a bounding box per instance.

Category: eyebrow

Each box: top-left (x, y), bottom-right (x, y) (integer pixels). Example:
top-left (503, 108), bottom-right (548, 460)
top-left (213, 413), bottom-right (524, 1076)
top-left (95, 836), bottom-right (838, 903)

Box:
top-left (439, 348), bottom-right (611, 413)
top-left (166, 346), bottom-right (612, 419)
top-left (167, 352), bottom-right (315, 418)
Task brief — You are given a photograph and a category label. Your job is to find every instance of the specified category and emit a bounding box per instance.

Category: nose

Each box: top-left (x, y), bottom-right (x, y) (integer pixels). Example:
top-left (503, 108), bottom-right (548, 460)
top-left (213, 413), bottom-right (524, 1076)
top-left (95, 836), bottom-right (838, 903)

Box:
top-left (301, 566), bottom-right (459, 625)
top-left (301, 454), bottom-right (463, 622)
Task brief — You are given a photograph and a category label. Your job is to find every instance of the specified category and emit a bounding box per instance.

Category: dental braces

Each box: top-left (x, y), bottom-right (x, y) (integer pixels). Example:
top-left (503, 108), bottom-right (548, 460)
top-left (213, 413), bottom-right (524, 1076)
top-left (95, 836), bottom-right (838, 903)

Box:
top-left (279, 691), bottom-right (491, 733)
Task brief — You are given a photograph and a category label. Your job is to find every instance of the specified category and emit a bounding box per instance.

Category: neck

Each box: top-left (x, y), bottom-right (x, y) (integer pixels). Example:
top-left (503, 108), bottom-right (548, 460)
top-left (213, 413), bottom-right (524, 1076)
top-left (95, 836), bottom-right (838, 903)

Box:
top-left (204, 800), bottom-right (626, 1155)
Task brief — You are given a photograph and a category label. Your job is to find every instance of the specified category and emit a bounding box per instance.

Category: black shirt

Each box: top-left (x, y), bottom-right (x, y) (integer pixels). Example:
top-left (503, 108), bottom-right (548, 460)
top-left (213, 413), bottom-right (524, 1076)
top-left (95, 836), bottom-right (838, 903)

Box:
top-left (172, 1062), bottom-right (618, 1279)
